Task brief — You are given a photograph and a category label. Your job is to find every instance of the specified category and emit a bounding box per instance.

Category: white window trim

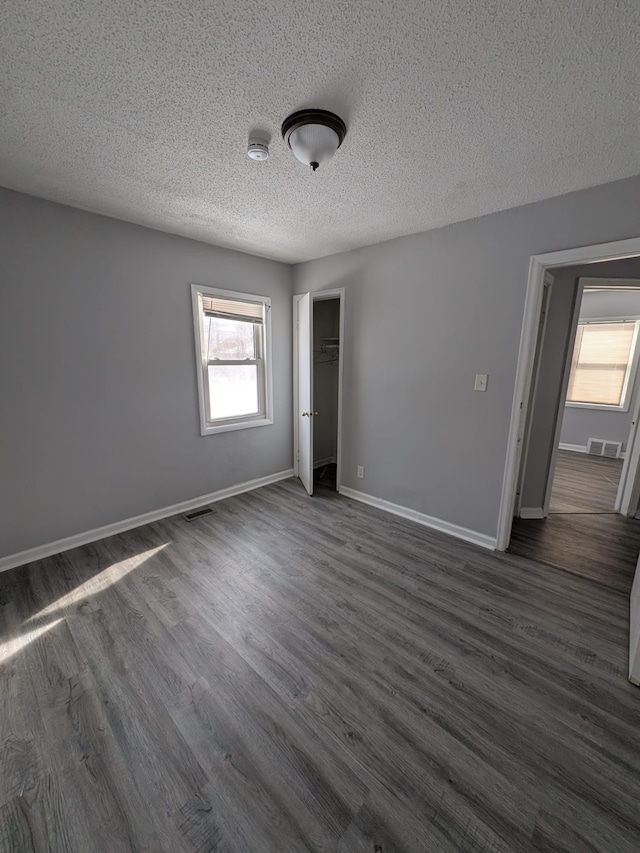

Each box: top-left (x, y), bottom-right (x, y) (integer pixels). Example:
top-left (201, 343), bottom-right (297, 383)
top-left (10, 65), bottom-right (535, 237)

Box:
top-left (191, 284), bottom-right (273, 435)
top-left (565, 316), bottom-right (640, 413)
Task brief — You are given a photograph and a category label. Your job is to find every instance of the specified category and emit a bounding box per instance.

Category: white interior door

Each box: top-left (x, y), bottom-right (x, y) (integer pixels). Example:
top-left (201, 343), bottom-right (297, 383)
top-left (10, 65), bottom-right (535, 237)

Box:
top-left (616, 419), bottom-right (637, 513)
top-left (619, 419), bottom-right (640, 517)
top-left (615, 376), bottom-right (640, 514)
top-left (296, 293), bottom-right (313, 495)
top-left (630, 554), bottom-right (640, 684)
top-left (515, 276), bottom-right (553, 514)
top-left (542, 277), bottom-right (584, 515)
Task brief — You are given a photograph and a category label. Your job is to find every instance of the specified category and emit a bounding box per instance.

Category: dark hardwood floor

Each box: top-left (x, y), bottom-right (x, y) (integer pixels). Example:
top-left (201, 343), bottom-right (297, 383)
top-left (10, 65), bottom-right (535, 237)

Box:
top-left (549, 451), bottom-right (623, 515)
top-left (510, 450), bottom-right (640, 590)
top-left (509, 512), bottom-right (640, 593)
top-left (2, 478), bottom-right (640, 852)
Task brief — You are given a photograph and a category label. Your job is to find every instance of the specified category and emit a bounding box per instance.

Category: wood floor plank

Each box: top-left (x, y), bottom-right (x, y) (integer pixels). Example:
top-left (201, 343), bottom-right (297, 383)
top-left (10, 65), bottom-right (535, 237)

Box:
top-left (511, 451), bottom-right (640, 590)
top-left (2, 477), bottom-right (640, 850)
top-left (0, 797), bottom-right (36, 853)
top-left (65, 610), bottom-right (208, 806)
top-left (549, 451), bottom-right (623, 514)
top-left (169, 614), bottom-right (368, 820)
top-left (169, 675), bottom-right (337, 852)
top-left (0, 590), bottom-right (47, 812)
top-left (174, 790), bottom-right (234, 853)
top-left (174, 528), bottom-right (590, 849)
top-left (36, 665), bottom-right (172, 853)
top-left (509, 513), bottom-right (640, 593)
top-left (3, 772), bottom-right (83, 853)
top-left (336, 795), bottom-right (464, 853)
top-left (203, 504), bottom-right (637, 740)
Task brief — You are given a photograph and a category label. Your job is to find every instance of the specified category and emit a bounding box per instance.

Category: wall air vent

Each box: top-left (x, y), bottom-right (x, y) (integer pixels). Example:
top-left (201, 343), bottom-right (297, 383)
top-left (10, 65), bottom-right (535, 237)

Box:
top-left (586, 438), bottom-right (622, 459)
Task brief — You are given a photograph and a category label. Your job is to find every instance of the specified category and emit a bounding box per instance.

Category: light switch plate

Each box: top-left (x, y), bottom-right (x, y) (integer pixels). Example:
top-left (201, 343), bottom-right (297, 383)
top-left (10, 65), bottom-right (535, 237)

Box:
top-left (474, 374), bottom-right (488, 392)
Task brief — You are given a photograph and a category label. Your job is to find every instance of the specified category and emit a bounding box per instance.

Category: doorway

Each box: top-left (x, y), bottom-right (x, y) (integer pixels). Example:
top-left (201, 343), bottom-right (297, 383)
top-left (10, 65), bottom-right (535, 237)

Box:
top-left (498, 239), bottom-right (640, 552)
top-left (509, 274), bottom-right (640, 588)
top-left (515, 273), bottom-right (640, 526)
top-left (293, 289), bottom-right (344, 496)
top-left (312, 298), bottom-right (341, 490)
top-left (496, 237), bottom-right (640, 684)
top-left (547, 279), bottom-right (640, 516)
top-left (500, 251), bottom-right (640, 597)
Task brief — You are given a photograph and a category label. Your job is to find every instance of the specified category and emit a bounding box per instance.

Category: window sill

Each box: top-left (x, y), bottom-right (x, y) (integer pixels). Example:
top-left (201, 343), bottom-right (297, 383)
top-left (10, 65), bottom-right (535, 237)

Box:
top-left (565, 402), bottom-right (629, 413)
top-left (200, 416), bottom-right (273, 436)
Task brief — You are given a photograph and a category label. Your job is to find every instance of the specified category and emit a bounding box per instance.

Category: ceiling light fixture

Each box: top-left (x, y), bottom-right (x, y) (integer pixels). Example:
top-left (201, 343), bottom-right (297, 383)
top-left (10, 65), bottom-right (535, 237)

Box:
top-left (281, 109), bottom-right (347, 171)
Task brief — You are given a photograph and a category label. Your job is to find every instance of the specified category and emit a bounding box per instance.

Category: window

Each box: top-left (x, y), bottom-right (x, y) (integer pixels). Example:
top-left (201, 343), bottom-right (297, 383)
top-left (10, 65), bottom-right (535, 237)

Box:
top-left (566, 319), bottom-right (640, 410)
top-left (191, 285), bottom-right (272, 434)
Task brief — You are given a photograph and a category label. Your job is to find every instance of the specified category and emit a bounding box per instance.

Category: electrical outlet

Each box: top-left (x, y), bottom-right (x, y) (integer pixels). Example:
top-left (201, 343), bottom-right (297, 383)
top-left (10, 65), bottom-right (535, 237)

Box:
top-left (357, 465), bottom-right (365, 478)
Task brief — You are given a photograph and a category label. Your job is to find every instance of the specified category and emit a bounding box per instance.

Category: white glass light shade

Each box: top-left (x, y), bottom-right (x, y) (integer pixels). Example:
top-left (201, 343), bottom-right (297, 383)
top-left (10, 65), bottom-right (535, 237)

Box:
top-left (288, 123), bottom-right (340, 168)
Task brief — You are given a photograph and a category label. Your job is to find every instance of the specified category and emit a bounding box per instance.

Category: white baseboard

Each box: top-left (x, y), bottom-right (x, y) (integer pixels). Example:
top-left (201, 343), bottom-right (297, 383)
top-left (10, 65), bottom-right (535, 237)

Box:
top-left (519, 507), bottom-right (546, 519)
top-left (0, 469), bottom-right (295, 574)
top-left (558, 442), bottom-right (625, 459)
top-left (314, 456), bottom-right (337, 469)
top-left (338, 486), bottom-right (496, 551)
top-left (558, 443), bottom-right (588, 454)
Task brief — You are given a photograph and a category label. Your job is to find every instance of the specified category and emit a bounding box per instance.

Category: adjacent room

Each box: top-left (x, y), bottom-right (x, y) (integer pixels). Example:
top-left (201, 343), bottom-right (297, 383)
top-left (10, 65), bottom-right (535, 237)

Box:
top-left (511, 268), bottom-right (640, 587)
top-left (2, 1), bottom-right (640, 851)
top-left (553, 283), bottom-right (640, 516)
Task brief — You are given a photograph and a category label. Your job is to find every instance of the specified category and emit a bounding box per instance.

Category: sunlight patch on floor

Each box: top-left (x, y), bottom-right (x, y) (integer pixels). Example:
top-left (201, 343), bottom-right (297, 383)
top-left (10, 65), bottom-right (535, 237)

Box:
top-left (29, 544), bottom-right (168, 621)
top-left (0, 618), bottom-right (64, 664)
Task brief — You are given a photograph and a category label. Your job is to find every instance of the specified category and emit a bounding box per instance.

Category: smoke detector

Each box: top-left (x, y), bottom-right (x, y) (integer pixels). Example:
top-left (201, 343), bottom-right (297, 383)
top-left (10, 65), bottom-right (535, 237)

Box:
top-left (247, 137), bottom-right (269, 161)
top-left (281, 109), bottom-right (347, 171)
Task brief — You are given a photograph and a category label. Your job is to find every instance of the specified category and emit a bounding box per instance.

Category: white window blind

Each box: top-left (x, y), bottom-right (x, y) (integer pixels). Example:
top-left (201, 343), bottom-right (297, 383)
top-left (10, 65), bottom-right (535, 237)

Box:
top-left (567, 321), bottom-right (638, 407)
top-left (201, 296), bottom-right (264, 323)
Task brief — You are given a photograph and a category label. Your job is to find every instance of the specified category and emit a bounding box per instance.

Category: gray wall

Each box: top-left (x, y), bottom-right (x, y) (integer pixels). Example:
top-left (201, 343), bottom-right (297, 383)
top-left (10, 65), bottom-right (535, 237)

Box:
top-left (293, 176), bottom-right (640, 539)
top-left (313, 299), bottom-right (340, 465)
top-left (560, 287), bottom-right (640, 451)
top-left (0, 189), bottom-right (293, 557)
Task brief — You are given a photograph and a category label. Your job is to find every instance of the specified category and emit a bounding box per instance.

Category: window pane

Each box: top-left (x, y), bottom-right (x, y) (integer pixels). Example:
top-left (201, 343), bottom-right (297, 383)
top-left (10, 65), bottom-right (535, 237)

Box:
top-left (567, 322), bottom-right (636, 406)
top-left (208, 365), bottom-right (259, 419)
top-left (204, 316), bottom-right (257, 360)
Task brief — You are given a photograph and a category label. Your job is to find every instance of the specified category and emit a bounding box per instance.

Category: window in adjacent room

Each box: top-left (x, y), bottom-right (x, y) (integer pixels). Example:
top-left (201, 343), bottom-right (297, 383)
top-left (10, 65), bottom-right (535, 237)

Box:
top-left (191, 285), bottom-right (272, 434)
top-left (566, 319), bottom-right (640, 410)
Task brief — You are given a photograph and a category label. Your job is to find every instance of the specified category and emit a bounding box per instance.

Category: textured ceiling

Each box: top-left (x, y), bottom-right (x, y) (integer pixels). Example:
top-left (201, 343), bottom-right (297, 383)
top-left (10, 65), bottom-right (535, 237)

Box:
top-left (1, 0), bottom-right (639, 262)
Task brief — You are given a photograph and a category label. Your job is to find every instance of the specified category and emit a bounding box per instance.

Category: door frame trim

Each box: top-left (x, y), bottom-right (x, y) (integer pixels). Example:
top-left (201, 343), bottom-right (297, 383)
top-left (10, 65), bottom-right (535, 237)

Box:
top-left (293, 288), bottom-right (345, 490)
top-left (292, 293), bottom-right (303, 482)
top-left (496, 236), bottom-right (640, 551)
